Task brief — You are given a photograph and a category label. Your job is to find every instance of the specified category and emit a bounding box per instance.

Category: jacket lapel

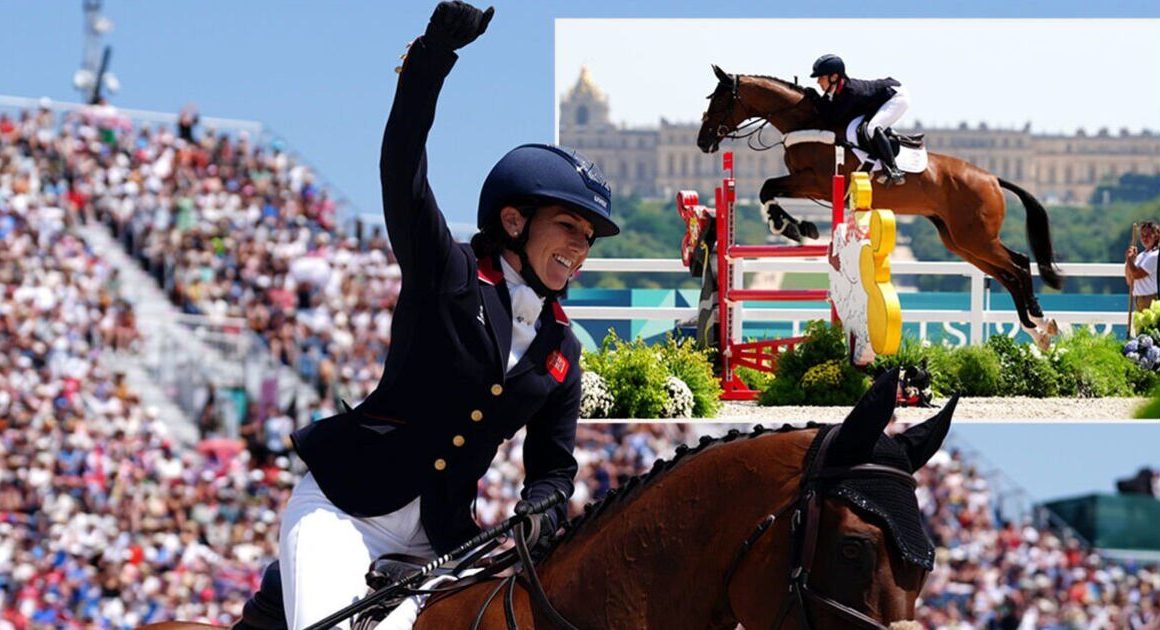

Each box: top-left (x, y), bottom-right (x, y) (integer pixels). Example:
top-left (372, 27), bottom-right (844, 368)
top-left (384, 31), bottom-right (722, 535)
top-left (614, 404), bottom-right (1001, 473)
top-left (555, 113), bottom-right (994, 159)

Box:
top-left (506, 301), bottom-right (568, 379)
top-left (477, 256), bottom-right (512, 378)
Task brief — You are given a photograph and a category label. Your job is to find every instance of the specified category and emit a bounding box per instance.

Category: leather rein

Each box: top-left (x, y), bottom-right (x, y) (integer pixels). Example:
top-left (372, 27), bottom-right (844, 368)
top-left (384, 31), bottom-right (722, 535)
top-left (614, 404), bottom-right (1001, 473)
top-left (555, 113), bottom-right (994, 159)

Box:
top-left (722, 428), bottom-right (920, 630)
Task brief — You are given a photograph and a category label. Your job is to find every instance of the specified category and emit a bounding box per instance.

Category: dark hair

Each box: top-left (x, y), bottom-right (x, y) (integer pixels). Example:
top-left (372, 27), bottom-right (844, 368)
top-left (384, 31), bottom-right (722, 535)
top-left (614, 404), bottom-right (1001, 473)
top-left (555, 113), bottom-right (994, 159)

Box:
top-left (469, 203), bottom-right (536, 259)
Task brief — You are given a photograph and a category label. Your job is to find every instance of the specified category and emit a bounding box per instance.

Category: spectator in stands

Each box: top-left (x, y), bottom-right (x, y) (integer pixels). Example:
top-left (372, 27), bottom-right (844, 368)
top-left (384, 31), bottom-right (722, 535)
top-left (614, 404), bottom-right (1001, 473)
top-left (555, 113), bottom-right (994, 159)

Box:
top-left (1126, 220), bottom-right (1159, 312)
top-left (177, 104), bottom-right (199, 144)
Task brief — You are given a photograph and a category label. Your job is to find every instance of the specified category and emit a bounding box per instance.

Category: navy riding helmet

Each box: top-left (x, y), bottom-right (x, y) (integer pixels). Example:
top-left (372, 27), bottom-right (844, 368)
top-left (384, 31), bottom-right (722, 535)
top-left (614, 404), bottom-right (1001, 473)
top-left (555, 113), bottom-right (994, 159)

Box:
top-left (478, 143), bottom-right (620, 239)
top-left (811, 54), bottom-right (845, 78)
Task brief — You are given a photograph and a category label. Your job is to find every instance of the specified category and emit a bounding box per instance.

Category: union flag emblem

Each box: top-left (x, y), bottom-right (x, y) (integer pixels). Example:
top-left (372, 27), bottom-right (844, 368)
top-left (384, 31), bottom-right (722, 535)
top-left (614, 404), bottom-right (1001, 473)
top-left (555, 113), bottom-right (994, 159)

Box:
top-left (546, 350), bottom-right (569, 383)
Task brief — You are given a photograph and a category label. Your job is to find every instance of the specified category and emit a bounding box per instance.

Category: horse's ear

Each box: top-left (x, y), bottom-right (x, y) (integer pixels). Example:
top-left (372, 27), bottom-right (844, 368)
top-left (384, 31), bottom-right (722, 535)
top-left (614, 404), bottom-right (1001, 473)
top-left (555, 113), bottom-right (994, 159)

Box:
top-left (831, 368), bottom-right (899, 463)
top-left (896, 394), bottom-right (958, 471)
top-left (713, 64), bottom-right (730, 83)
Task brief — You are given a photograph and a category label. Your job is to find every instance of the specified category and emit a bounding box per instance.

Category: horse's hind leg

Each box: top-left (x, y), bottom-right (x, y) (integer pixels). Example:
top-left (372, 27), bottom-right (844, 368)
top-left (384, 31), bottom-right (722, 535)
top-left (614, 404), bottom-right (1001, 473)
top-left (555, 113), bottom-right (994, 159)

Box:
top-left (1003, 245), bottom-right (1059, 336)
top-left (927, 217), bottom-right (1044, 343)
top-left (973, 239), bottom-right (1059, 348)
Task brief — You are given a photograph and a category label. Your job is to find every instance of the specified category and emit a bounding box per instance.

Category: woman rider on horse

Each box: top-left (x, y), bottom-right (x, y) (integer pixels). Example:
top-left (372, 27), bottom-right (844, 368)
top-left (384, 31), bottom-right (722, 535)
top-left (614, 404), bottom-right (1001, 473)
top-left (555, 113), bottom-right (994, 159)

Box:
top-left (277, 2), bottom-right (620, 628)
top-left (810, 53), bottom-right (910, 185)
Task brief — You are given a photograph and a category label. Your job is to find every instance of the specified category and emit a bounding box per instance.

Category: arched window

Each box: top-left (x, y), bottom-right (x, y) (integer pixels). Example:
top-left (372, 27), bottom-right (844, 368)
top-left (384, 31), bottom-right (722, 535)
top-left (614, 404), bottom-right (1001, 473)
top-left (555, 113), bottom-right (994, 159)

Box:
top-left (576, 105), bottom-right (589, 126)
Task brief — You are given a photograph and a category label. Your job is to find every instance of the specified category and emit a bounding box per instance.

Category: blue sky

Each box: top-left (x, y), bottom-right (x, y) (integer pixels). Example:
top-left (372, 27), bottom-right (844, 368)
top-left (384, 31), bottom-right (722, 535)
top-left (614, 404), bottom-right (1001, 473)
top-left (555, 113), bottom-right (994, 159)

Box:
top-left (951, 424), bottom-right (1158, 504)
top-left (2, 1), bottom-right (1159, 504)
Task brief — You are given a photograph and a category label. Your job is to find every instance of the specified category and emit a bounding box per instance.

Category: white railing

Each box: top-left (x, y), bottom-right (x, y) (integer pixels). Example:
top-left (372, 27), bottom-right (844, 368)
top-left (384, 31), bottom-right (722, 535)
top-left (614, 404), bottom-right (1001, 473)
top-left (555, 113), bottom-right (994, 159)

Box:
top-left (0, 94), bottom-right (264, 135)
top-left (574, 258), bottom-right (1128, 345)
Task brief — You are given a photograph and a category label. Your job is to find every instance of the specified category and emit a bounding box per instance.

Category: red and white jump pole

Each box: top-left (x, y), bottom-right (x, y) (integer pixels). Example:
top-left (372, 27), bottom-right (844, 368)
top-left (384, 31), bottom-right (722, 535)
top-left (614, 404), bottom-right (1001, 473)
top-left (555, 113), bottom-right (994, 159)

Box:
top-left (713, 148), bottom-right (846, 400)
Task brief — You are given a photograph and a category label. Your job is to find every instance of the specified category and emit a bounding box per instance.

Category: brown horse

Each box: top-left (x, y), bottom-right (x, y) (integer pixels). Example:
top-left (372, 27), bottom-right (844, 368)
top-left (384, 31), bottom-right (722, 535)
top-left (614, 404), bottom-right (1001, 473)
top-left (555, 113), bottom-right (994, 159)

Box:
top-left (417, 369), bottom-right (949, 629)
top-left (697, 66), bottom-right (1062, 348)
top-left (143, 370), bottom-right (953, 629)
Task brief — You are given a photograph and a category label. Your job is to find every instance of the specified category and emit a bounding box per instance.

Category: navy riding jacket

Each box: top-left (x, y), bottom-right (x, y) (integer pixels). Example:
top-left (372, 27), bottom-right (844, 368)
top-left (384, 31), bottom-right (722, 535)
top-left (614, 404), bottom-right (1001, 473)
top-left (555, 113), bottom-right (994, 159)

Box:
top-left (814, 77), bottom-right (901, 128)
top-left (290, 36), bottom-right (581, 555)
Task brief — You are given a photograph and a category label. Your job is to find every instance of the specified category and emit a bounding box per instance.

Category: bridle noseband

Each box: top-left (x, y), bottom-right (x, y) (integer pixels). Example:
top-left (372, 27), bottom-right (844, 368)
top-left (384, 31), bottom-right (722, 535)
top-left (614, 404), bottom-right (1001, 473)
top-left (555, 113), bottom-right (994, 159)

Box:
top-left (724, 428), bottom-right (920, 630)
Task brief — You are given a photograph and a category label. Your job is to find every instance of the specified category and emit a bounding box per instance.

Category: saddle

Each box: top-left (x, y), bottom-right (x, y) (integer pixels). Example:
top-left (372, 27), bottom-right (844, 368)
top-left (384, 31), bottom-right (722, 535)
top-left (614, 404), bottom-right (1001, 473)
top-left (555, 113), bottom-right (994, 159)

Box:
top-left (855, 121), bottom-right (925, 160)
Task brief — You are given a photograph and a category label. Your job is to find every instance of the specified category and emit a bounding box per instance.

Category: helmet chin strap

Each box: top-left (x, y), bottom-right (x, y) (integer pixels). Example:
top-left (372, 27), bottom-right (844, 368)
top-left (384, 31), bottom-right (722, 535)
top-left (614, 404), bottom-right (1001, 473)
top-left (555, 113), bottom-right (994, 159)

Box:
top-left (503, 220), bottom-right (567, 301)
top-left (517, 249), bottom-right (567, 301)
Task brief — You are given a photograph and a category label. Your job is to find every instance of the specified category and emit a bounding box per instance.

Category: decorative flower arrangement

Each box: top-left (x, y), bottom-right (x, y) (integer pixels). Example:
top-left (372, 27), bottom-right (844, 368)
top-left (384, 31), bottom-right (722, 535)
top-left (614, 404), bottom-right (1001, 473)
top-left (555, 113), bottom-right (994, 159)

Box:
top-left (660, 375), bottom-right (695, 418)
top-left (579, 371), bottom-right (615, 419)
top-left (1124, 333), bottom-right (1160, 371)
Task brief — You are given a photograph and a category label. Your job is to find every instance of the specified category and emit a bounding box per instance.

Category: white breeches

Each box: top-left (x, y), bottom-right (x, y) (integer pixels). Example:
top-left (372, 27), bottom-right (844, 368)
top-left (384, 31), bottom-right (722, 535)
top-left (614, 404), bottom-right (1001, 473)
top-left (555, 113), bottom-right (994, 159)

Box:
top-left (866, 87), bottom-right (910, 133)
top-left (279, 472), bottom-right (435, 630)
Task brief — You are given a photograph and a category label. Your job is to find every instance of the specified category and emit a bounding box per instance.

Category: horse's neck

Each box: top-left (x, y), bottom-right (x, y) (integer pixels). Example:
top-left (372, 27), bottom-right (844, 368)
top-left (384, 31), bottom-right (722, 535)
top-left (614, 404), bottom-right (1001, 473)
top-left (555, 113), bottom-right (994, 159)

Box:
top-left (743, 77), bottom-right (820, 133)
top-left (539, 432), bottom-right (812, 627)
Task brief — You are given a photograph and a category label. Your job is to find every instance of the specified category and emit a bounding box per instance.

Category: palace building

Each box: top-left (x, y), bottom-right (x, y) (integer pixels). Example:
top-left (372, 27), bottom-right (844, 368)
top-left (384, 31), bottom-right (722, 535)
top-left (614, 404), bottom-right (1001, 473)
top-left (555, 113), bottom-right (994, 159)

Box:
top-left (559, 67), bottom-right (1160, 205)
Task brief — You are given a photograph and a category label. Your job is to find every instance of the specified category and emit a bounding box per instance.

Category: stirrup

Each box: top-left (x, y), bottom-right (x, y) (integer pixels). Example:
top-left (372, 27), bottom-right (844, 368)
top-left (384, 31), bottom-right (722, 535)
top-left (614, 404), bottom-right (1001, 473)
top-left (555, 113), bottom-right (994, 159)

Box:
top-left (876, 169), bottom-right (906, 187)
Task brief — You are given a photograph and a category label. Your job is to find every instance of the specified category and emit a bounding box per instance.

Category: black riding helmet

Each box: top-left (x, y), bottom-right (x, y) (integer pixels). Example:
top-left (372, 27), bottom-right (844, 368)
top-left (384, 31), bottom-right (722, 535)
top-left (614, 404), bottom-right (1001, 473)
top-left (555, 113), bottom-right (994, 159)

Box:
top-left (478, 143), bottom-right (619, 297)
top-left (810, 54), bottom-right (846, 78)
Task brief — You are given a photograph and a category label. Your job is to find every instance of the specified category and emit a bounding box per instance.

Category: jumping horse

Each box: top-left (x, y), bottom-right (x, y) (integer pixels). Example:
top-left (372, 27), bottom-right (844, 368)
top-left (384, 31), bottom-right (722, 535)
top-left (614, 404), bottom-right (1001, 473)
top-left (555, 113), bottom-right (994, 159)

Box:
top-left (698, 66), bottom-right (1062, 349)
top-left (143, 368), bottom-right (953, 629)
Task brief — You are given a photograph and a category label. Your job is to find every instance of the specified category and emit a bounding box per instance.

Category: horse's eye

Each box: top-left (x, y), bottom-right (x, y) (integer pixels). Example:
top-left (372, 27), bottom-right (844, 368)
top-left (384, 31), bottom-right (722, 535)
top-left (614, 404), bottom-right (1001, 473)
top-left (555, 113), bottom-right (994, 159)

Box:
top-left (840, 539), bottom-right (864, 562)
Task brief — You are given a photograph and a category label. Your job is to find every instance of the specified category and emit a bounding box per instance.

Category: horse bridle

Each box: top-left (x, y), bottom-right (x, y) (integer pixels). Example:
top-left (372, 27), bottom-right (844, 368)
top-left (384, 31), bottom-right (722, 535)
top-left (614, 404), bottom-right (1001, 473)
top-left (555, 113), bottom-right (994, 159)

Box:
top-left (724, 428), bottom-right (921, 630)
top-left (708, 73), bottom-right (808, 152)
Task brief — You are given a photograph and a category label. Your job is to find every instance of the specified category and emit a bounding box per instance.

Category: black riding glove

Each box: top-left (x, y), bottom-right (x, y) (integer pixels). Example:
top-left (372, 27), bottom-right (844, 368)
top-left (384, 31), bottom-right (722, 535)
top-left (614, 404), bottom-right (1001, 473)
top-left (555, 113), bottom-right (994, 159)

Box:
top-left (424, 1), bottom-right (495, 51)
top-left (514, 499), bottom-right (553, 549)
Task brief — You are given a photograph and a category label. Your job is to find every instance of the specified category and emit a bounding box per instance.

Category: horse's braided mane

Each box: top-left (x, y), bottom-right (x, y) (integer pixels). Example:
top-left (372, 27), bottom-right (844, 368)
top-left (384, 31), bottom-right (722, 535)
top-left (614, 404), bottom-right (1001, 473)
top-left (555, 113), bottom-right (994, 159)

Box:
top-left (540, 422), bottom-right (820, 557)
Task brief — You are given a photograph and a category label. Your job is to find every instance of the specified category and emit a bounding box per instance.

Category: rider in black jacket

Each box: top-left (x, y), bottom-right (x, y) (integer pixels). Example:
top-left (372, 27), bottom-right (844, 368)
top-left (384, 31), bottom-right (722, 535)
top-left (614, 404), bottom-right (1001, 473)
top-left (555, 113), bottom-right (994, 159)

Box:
top-left (277, 2), bottom-right (620, 627)
top-left (810, 54), bottom-right (909, 185)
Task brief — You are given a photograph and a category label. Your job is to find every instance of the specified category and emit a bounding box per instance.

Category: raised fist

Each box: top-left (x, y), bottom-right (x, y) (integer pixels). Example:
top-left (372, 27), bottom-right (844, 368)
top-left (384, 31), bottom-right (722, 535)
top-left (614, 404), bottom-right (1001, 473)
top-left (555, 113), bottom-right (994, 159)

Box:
top-left (424, 1), bottom-right (495, 51)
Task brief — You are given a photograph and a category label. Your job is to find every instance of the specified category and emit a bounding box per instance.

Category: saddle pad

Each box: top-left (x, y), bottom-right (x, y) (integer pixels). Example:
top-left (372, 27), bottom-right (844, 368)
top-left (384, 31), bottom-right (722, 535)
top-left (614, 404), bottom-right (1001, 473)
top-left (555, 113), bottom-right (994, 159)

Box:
top-left (844, 116), bottom-right (928, 174)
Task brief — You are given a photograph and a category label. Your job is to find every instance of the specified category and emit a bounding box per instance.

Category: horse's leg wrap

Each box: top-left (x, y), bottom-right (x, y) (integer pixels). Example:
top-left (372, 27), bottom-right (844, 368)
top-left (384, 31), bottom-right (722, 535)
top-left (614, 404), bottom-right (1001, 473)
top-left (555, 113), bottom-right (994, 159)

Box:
top-left (764, 201), bottom-right (819, 243)
top-left (764, 201), bottom-right (801, 242)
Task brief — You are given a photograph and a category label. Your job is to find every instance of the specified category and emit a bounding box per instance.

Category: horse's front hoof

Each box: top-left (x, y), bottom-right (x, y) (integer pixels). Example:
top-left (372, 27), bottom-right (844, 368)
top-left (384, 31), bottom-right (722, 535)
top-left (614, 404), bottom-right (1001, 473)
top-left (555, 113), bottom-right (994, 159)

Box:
top-left (801, 221), bottom-right (819, 240)
top-left (782, 222), bottom-right (803, 243)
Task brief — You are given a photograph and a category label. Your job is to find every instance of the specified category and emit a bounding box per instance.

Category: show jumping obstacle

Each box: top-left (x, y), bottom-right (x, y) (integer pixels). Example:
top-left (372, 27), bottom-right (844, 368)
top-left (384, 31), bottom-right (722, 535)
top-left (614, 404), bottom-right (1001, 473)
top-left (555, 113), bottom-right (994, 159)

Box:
top-left (679, 150), bottom-right (846, 400)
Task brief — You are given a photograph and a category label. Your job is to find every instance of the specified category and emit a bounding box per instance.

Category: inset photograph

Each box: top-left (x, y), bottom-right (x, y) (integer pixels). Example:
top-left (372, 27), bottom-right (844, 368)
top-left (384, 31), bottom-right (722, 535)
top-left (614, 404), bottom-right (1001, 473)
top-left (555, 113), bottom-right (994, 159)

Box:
top-left (555, 19), bottom-right (1160, 420)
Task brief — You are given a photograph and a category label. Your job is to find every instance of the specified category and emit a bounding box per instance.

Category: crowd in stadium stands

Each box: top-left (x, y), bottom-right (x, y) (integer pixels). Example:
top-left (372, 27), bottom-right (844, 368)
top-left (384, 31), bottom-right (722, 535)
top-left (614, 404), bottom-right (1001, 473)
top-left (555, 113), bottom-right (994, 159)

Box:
top-left (4, 104), bottom-right (1160, 629)
top-left (3, 102), bottom-right (396, 411)
top-left (916, 451), bottom-right (1160, 629)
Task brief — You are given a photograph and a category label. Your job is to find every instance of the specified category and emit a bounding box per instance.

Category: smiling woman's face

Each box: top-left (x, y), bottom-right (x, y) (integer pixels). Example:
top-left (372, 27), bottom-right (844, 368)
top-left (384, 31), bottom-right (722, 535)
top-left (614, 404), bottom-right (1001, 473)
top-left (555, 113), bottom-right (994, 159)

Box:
top-left (500, 204), bottom-right (594, 290)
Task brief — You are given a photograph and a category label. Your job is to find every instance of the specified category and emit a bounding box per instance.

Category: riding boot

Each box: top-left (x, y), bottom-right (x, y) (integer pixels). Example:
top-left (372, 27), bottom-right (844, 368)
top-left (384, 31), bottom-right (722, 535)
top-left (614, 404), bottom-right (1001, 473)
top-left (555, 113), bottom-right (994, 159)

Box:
top-left (871, 128), bottom-right (905, 186)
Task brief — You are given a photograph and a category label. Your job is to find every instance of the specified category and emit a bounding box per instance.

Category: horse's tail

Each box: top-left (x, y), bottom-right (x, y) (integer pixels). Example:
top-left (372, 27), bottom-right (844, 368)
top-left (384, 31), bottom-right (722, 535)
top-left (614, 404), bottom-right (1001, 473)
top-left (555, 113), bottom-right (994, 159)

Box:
top-left (999, 178), bottom-right (1063, 290)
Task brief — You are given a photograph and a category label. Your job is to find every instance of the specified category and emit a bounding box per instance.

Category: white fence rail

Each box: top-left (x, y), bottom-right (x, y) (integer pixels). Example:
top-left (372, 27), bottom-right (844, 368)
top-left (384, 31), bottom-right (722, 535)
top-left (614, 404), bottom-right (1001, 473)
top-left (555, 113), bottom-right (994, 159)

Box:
top-left (575, 258), bottom-right (1128, 345)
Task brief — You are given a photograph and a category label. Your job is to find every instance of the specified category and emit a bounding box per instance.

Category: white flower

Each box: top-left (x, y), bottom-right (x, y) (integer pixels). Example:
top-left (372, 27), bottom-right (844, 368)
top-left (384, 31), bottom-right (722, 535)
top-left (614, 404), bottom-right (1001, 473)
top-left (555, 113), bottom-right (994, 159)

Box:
top-left (580, 371), bottom-right (614, 419)
top-left (660, 375), bottom-right (695, 418)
